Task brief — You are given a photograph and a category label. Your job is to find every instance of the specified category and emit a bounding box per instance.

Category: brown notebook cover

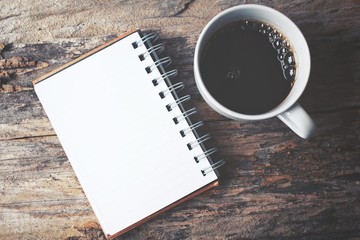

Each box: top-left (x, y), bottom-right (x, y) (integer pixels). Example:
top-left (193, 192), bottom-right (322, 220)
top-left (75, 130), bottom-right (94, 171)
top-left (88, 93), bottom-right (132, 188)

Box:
top-left (33, 30), bottom-right (222, 238)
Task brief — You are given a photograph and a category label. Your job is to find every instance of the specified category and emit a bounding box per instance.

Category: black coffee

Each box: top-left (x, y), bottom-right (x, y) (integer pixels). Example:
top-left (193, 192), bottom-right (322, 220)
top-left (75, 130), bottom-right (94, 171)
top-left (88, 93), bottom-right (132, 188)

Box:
top-left (200, 20), bottom-right (296, 115)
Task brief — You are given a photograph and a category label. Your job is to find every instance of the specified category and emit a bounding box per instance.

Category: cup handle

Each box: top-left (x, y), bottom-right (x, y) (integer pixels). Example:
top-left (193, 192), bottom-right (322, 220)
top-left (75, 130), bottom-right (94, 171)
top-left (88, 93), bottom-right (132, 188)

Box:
top-left (277, 102), bottom-right (317, 139)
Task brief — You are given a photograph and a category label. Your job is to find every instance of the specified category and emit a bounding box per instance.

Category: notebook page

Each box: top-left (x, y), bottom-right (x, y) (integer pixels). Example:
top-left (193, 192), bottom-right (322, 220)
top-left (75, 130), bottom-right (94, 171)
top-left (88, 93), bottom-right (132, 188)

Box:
top-left (34, 31), bottom-right (218, 236)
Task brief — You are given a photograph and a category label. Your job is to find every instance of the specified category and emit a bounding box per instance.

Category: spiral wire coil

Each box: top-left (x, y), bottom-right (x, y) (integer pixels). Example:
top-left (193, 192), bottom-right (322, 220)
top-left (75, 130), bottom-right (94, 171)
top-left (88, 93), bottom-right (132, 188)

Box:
top-left (132, 32), bottom-right (224, 176)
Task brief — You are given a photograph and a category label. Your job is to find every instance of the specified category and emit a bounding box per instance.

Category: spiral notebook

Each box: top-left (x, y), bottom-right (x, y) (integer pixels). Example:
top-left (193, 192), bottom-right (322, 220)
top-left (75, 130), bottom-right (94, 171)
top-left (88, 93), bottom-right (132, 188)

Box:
top-left (32, 29), bottom-right (224, 239)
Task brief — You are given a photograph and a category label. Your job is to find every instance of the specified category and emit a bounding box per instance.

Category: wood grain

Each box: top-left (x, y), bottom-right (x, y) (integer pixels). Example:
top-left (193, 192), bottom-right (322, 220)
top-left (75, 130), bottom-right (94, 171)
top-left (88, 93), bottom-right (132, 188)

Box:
top-left (0, 0), bottom-right (359, 239)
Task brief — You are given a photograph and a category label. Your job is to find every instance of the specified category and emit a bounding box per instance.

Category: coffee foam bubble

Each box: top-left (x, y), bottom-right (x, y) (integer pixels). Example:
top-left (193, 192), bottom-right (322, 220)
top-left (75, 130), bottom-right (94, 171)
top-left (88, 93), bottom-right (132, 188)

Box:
top-left (241, 20), bottom-right (296, 84)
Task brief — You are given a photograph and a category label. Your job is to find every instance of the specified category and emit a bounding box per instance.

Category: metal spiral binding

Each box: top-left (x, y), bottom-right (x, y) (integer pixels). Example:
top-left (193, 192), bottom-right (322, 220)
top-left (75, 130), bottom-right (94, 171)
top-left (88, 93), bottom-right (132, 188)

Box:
top-left (146, 57), bottom-right (172, 73)
top-left (187, 134), bottom-right (210, 150)
top-left (166, 95), bottom-right (190, 111)
top-left (194, 147), bottom-right (216, 163)
top-left (139, 43), bottom-right (165, 61)
top-left (153, 69), bottom-right (178, 86)
top-left (180, 121), bottom-right (204, 137)
top-left (173, 107), bottom-right (196, 124)
top-left (159, 82), bottom-right (184, 99)
top-left (201, 160), bottom-right (225, 176)
top-left (135, 31), bottom-right (225, 177)
top-left (132, 32), bottom-right (159, 49)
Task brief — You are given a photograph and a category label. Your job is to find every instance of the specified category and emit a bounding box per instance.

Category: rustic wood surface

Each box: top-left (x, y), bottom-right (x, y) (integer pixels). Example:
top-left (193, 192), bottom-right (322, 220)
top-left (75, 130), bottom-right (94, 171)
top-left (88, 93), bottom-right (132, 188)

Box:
top-left (1, 0), bottom-right (359, 239)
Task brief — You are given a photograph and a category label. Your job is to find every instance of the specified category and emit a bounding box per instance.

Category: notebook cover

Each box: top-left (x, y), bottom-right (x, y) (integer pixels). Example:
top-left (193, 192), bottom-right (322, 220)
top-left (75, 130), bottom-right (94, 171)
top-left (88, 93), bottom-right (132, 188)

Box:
top-left (33, 29), bottom-right (138, 85)
top-left (108, 180), bottom-right (219, 239)
top-left (33, 30), bottom-right (219, 238)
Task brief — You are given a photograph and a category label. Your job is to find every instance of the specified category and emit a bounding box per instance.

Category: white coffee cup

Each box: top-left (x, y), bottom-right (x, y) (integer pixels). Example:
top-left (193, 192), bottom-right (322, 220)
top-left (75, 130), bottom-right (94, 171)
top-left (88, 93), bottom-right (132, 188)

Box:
top-left (194, 4), bottom-right (316, 139)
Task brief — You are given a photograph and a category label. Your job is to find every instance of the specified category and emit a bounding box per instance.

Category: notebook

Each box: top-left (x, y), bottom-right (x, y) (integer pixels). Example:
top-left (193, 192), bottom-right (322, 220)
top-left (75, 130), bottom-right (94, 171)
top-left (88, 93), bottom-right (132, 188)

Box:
top-left (32, 29), bottom-right (224, 239)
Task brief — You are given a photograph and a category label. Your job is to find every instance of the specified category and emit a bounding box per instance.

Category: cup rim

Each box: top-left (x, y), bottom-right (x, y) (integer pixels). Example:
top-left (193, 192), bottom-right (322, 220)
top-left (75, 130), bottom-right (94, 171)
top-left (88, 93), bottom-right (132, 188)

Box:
top-left (194, 4), bottom-right (311, 120)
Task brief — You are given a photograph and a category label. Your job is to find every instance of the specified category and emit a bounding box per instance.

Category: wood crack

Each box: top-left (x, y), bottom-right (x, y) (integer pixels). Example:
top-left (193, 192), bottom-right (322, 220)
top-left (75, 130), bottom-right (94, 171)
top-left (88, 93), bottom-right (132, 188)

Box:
top-left (174, 0), bottom-right (195, 16)
top-left (0, 13), bottom-right (21, 21)
top-left (201, 105), bottom-right (360, 124)
top-left (0, 134), bottom-right (57, 141)
top-left (0, 44), bottom-right (49, 93)
top-left (310, 105), bottom-right (360, 115)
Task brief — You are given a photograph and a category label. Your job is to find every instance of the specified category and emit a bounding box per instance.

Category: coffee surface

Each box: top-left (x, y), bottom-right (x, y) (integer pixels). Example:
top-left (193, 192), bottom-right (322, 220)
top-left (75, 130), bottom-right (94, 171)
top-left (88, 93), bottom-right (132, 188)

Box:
top-left (200, 20), bottom-right (296, 115)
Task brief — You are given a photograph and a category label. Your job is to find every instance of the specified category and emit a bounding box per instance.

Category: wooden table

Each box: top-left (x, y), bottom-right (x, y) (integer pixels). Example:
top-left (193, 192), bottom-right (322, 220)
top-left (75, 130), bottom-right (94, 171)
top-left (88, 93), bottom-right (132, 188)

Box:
top-left (1, 1), bottom-right (359, 239)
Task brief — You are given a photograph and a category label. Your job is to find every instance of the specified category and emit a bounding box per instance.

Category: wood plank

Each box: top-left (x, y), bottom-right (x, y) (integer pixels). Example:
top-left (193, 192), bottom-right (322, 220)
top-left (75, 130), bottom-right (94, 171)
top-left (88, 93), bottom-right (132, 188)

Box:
top-left (0, 0), bottom-right (359, 239)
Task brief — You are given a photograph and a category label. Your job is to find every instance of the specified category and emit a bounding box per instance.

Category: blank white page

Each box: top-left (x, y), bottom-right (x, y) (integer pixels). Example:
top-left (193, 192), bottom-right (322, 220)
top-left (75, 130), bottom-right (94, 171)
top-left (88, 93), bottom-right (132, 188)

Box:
top-left (34, 31), bottom-right (218, 237)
